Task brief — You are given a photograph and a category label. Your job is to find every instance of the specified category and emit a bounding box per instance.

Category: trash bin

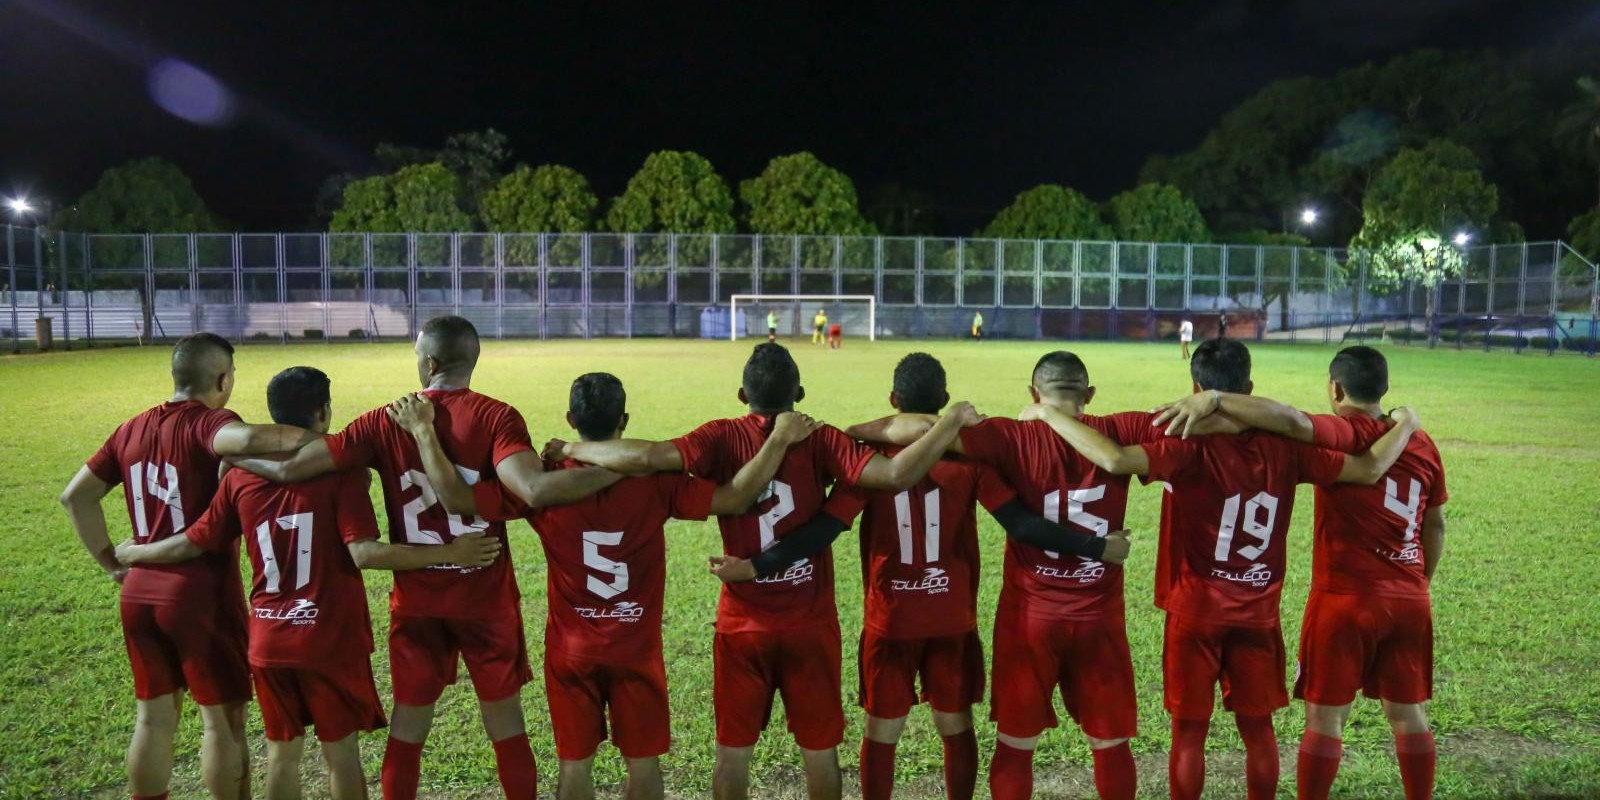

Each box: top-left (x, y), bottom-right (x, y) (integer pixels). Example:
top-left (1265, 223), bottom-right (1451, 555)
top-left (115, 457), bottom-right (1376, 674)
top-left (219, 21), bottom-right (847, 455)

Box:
top-left (35, 316), bottom-right (53, 352)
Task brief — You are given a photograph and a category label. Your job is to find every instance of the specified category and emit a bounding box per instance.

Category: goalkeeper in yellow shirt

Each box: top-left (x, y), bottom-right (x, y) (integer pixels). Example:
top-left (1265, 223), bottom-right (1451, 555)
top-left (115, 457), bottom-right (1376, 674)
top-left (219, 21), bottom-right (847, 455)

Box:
top-left (812, 308), bottom-right (828, 344)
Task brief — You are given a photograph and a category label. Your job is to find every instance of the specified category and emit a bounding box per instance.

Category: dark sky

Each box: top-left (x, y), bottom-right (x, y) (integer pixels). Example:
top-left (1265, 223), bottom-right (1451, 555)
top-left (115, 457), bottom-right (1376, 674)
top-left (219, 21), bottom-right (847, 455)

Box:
top-left (2, 0), bottom-right (1596, 231)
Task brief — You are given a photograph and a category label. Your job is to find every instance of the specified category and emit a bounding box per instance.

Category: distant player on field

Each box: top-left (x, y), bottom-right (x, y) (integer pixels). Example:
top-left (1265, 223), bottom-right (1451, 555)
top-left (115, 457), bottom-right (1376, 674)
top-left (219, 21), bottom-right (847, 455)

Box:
top-left (971, 311), bottom-right (983, 342)
top-left (388, 373), bottom-right (822, 800)
top-left (543, 343), bottom-right (982, 800)
top-left (716, 352), bottom-right (1128, 800)
top-left (1179, 318), bottom-right (1194, 360)
top-left (228, 316), bottom-right (621, 800)
top-left (813, 308), bottom-right (828, 345)
top-left (59, 333), bottom-right (322, 800)
top-left (1020, 338), bottom-right (1420, 800)
top-left (116, 366), bottom-right (502, 800)
top-left (768, 309), bottom-right (779, 342)
top-left (829, 321), bottom-right (843, 349)
top-left (1147, 345), bottom-right (1447, 800)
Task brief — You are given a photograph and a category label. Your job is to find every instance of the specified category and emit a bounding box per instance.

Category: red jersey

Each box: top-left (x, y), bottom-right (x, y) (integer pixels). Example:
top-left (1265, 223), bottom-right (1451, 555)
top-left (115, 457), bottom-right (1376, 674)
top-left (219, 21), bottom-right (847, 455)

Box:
top-left (86, 400), bottom-right (243, 607)
top-left (474, 462), bottom-right (717, 664)
top-left (672, 415), bottom-right (876, 634)
top-left (823, 448), bottom-right (1015, 639)
top-left (957, 413), bottom-right (1157, 621)
top-left (1307, 410), bottom-right (1448, 598)
top-left (185, 469), bottom-right (378, 668)
top-left (1141, 432), bottom-right (1346, 627)
top-left (323, 387), bottom-right (533, 619)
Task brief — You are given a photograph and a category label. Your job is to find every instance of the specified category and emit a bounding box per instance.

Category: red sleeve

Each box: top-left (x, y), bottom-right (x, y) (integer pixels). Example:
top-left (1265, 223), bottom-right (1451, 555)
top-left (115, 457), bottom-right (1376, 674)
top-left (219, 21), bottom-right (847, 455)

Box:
top-left (671, 419), bottom-right (727, 478)
top-left (184, 476), bottom-right (241, 552)
top-left (661, 474), bottom-right (717, 522)
top-left (1095, 411), bottom-right (1162, 446)
top-left (1423, 437), bottom-right (1449, 507)
top-left (85, 428), bottom-right (123, 485)
top-left (335, 471), bottom-right (381, 544)
top-left (822, 483), bottom-right (870, 525)
top-left (197, 408), bottom-right (243, 459)
top-left (1292, 441), bottom-right (1347, 486)
top-left (818, 425), bottom-right (876, 486)
top-left (470, 479), bottom-right (530, 523)
top-left (490, 405), bottom-right (535, 466)
top-left (972, 464), bottom-right (1018, 512)
top-left (324, 409), bottom-right (384, 470)
top-left (1140, 438), bottom-right (1201, 484)
top-left (958, 418), bottom-right (1018, 469)
top-left (1308, 413), bottom-right (1359, 452)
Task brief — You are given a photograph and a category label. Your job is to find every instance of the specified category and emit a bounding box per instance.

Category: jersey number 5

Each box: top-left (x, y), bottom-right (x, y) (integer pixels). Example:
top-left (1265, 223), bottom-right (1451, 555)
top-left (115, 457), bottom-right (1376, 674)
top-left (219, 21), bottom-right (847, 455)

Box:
top-left (582, 531), bottom-right (628, 599)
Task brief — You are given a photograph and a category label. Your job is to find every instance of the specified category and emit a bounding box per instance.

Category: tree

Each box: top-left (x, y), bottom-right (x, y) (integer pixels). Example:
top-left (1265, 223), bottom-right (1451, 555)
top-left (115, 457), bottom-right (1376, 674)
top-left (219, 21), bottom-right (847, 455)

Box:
top-left (53, 157), bottom-right (217, 234)
top-left (437, 129), bottom-right (512, 216)
top-left (1105, 183), bottom-right (1210, 243)
top-left (329, 163), bottom-right (472, 265)
top-left (480, 165), bottom-right (599, 266)
top-left (739, 152), bottom-right (874, 236)
top-left (606, 150), bottom-right (737, 234)
top-left (980, 184), bottom-right (1110, 241)
top-left (1568, 206), bottom-right (1600, 262)
top-left (1556, 76), bottom-right (1600, 208)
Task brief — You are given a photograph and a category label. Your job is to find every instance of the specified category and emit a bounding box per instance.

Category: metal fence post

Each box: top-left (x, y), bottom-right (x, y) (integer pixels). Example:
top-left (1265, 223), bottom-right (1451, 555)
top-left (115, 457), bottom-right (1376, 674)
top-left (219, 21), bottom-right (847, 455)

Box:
top-left (6, 225), bottom-right (17, 353)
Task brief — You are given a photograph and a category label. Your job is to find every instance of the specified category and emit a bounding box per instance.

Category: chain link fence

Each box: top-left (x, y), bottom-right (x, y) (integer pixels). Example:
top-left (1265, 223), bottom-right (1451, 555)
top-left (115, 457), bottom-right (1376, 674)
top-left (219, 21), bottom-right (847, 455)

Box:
top-left (4, 226), bottom-right (1596, 355)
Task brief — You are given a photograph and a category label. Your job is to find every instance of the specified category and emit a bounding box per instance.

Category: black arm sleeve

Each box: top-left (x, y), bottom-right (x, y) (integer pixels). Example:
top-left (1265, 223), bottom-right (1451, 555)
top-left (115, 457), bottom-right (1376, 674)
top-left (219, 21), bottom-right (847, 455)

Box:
top-left (749, 513), bottom-right (852, 578)
top-left (989, 500), bottom-right (1107, 560)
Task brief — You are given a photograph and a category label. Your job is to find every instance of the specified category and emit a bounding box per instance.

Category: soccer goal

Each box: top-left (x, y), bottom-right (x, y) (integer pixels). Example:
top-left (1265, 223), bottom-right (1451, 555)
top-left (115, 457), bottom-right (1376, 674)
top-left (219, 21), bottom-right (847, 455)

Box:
top-left (730, 294), bottom-right (877, 342)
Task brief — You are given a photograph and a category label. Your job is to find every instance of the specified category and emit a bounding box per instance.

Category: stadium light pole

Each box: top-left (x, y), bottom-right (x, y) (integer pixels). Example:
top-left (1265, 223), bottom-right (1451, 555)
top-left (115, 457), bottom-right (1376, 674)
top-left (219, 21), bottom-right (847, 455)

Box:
top-left (1282, 206), bottom-right (1320, 239)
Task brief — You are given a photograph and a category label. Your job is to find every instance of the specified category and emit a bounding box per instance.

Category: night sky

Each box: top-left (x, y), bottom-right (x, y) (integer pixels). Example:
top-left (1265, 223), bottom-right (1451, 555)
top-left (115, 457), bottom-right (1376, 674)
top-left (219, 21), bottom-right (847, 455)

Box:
top-left (3, 0), bottom-right (1596, 231)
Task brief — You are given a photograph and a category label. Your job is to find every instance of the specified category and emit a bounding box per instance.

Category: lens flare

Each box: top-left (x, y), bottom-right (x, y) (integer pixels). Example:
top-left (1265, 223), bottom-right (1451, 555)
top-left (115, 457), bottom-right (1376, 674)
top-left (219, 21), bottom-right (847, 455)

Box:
top-left (147, 58), bottom-right (234, 127)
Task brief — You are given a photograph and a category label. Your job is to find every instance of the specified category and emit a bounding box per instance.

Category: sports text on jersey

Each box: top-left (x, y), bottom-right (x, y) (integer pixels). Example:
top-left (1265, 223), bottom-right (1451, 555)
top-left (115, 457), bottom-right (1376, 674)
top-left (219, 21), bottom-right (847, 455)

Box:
top-left (754, 557), bottom-right (816, 585)
top-left (255, 598), bottom-right (320, 626)
top-left (1211, 562), bottom-right (1274, 588)
top-left (1033, 558), bottom-right (1106, 583)
top-left (573, 600), bottom-right (647, 622)
top-left (889, 566), bottom-right (952, 595)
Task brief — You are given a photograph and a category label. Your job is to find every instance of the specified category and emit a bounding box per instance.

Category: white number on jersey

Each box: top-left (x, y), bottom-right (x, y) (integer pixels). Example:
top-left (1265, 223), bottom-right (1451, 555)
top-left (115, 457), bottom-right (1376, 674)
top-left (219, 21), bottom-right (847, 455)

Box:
top-left (256, 512), bottom-right (315, 594)
top-left (893, 488), bottom-right (942, 564)
top-left (1214, 491), bottom-right (1279, 562)
top-left (1041, 486), bottom-right (1109, 561)
top-left (399, 467), bottom-right (489, 546)
top-left (129, 462), bottom-right (184, 539)
top-left (581, 531), bottom-right (629, 599)
top-left (1383, 477), bottom-right (1423, 543)
top-left (756, 480), bottom-right (796, 550)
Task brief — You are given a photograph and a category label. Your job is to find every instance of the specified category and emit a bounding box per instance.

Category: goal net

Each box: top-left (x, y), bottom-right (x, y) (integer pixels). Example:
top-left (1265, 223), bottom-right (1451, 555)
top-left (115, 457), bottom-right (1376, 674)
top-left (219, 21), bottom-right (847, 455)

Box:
top-left (729, 294), bottom-right (877, 342)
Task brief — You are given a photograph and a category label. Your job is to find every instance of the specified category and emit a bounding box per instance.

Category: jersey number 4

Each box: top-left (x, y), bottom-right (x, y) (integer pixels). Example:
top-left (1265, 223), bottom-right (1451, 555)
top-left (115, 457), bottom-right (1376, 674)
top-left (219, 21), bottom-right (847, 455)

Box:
top-left (1384, 478), bottom-right (1422, 543)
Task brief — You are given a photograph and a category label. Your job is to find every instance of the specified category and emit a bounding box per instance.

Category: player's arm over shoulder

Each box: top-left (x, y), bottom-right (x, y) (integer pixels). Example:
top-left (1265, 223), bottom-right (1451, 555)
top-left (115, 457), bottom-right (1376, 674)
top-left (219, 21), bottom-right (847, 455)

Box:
top-left (209, 418), bottom-right (322, 458)
top-left (1331, 408), bottom-right (1420, 485)
top-left (558, 436), bottom-right (686, 476)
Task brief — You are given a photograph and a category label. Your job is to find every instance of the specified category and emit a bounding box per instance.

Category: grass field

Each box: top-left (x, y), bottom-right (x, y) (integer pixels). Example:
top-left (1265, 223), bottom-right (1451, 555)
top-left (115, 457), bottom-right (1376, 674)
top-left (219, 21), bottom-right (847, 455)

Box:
top-left (2, 338), bottom-right (1597, 799)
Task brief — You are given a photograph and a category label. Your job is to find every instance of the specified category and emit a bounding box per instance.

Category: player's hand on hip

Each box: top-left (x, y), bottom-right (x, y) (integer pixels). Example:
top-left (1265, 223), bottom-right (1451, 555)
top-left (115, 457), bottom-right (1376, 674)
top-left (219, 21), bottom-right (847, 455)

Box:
top-left (772, 412), bottom-right (822, 445)
top-left (445, 532), bottom-right (502, 567)
top-left (708, 555), bottom-right (756, 583)
top-left (1151, 390), bottom-right (1219, 439)
top-left (385, 392), bottom-right (436, 437)
top-left (1101, 529), bottom-right (1133, 565)
top-left (542, 438), bottom-right (571, 462)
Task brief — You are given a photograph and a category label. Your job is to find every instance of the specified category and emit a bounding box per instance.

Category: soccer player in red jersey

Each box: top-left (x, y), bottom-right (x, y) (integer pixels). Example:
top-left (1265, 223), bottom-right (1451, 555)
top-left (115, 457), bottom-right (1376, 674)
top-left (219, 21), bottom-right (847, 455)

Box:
top-left (1148, 345), bottom-right (1448, 800)
top-left (58, 333), bottom-right (323, 800)
top-left (828, 322), bottom-right (843, 349)
top-left (715, 353), bottom-right (1127, 800)
top-left (115, 366), bottom-right (503, 800)
top-left (227, 316), bottom-right (620, 800)
top-left (543, 343), bottom-right (981, 800)
top-left (387, 373), bottom-right (823, 800)
top-left (1021, 338), bottom-right (1421, 800)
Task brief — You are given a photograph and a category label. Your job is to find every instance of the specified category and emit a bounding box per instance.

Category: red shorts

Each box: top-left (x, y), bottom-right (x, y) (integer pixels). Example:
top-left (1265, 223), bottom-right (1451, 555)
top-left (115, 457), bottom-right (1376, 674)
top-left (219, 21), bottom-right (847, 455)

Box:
top-left (858, 629), bottom-right (984, 719)
top-left (254, 660), bottom-right (387, 742)
top-left (713, 624), bottom-right (844, 750)
top-left (1295, 591), bottom-right (1433, 706)
top-left (1163, 612), bottom-right (1286, 719)
top-left (989, 603), bottom-right (1137, 740)
top-left (388, 612), bottom-right (532, 706)
top-left (120, 598), bottom-right (250, 707)
top-left (545, 649), bottom-right (671, 760)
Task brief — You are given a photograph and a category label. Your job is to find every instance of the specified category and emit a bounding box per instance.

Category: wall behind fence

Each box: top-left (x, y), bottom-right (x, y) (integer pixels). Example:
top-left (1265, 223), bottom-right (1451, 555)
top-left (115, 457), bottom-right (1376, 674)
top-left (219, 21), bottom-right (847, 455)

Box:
top-left (4, 227), bottom-right (1596, 354)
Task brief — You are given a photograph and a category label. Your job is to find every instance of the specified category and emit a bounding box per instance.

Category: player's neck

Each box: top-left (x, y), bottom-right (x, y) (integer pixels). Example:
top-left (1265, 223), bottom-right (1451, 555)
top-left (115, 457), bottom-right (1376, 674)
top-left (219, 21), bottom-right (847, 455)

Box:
top-left (1339, 400), bottom-right (1383, 418)
top-left (427, 372), bottom-right (471, 391)
top-left (169, 388), bottom-right (222, 408)
top-left (747, 405), bottom-right (791, 416)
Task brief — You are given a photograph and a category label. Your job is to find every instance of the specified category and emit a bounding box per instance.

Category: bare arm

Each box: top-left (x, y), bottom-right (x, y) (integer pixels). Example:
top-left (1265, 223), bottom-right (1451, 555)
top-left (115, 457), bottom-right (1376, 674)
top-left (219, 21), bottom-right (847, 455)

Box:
top-left (210, 421), bottom-right (321, 457)
top-left (496, 451), bottom-right (623, 509)
top-left (708, 412), bottom-right (822, 515)
top-left (116, 535), bottom-right (205, 565)
top-left (855, 403), bottom-right (981, 491)
top-left (845, 412), bottom-right (969, 454)
top-left (1335, 408), bottom-right (1418, 484)
top-left (554, 438), bottom-right (685, 476)
top-left (1420, 505), bottom-right (1445, 580)
top-left (228, 438), bottom-right (339, 483)
top-left (1151, 391), bottom-right (1312, 441)
top-left (59, 467), bottom-right (123, 583)
top-left (387, 394), bottom-right (477, 515)
top-left (1019, 404), bottom-right (1150, 475)
top-left (347, 535), bottom-right (501, 571)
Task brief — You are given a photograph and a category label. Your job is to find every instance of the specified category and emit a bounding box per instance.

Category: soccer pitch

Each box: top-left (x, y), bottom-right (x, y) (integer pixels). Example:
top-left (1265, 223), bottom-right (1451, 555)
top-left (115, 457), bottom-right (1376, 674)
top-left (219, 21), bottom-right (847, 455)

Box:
top-left (2, 339), bottom-right (1596, 799)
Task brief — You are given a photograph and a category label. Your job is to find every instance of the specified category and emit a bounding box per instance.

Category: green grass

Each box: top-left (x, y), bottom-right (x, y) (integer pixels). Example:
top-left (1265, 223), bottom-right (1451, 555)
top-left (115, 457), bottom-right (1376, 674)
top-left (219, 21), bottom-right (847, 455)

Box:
top-left (1, 339), bottom-right (1596, 799)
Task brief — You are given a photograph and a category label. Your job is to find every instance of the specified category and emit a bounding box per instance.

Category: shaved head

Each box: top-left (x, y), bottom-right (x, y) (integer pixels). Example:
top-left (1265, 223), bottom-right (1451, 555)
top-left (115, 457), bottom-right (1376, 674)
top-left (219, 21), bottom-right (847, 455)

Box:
top-left (171, 333), bottom-right (234, 394)
top-left (417, 315), bottom-right (480, 382)
top-left (1031, 350), bottom-right (1090, 401)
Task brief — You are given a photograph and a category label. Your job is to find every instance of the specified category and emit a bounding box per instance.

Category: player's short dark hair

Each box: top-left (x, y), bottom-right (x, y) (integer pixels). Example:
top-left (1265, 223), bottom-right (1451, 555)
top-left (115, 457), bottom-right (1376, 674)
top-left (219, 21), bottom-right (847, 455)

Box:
top-left (170, 332), bottom-right (234, 391)
top-left (419, 315), bottom-right (480, 373)
top-left (893, 352), bottom-right (947, 414)
top-left (743, 343), bottom-right (801, 410)
top-left (266, 366), bottom-right (331, 429)
top-left (1190, 338), bottom-right (1251, 393)
top-left (1329, 345), bottom-right (1388, 403)
top-left (569, 372), bottom-right (626, 441)
top-left (1031, 350), bottom-right (1090, 396)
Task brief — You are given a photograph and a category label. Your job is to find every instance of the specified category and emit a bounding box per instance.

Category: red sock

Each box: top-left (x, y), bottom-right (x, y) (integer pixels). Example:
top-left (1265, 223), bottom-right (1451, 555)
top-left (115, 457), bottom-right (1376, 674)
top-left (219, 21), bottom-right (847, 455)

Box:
top-left (942, 730), bottom-right (978, 800)
top-left (1296, 731), bottom-right (1342, 800)
top-left (1395, 732), bottom-right (1436, 800)
top-left (381, 737), bottom-right (425, 800)
top-left (491, 733), bottom-right (538, 799)
top-left (988, 741), bottom-right (1034, 800)
top-left (1235, 714), bottom-right (1279, 800)
top-left (861, 738), bottom-right (896, 800)
top-left (1091, 742), bottom-right (1136, 800)
top-left (1169, 717), bottom-right (1210, 800)
top-left (133, 794), bottom-right (169, 800)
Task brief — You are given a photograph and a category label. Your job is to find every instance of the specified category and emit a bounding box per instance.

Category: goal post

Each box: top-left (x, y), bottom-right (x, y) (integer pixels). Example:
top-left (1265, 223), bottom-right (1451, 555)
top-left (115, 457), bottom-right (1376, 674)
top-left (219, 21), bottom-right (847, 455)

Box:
top-left (729, 294), bottom-right (877, 341)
